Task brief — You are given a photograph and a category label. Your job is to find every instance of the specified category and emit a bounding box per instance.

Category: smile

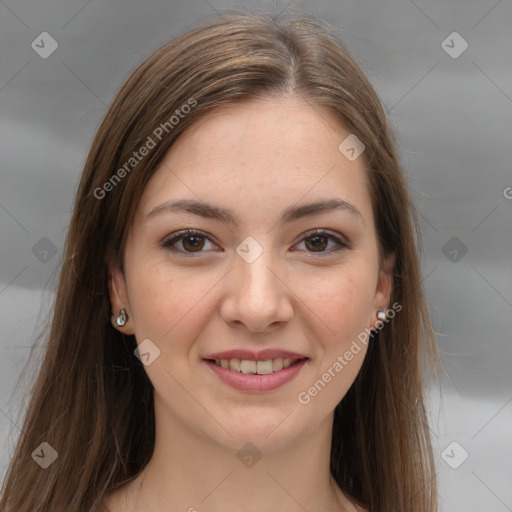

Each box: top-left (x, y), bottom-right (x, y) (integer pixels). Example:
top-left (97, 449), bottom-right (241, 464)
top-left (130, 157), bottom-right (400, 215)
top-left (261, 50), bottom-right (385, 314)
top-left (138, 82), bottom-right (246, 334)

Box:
top-left (211, 357), bottom-right (303, 374)
top-left (203, 357), bottom-right (309, 392)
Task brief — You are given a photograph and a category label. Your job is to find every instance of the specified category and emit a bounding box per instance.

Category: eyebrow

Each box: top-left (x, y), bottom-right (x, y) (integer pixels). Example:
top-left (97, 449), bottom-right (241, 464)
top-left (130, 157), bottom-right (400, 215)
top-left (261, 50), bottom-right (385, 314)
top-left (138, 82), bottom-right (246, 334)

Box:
top-left (146, 198), bottom-right (363, 226)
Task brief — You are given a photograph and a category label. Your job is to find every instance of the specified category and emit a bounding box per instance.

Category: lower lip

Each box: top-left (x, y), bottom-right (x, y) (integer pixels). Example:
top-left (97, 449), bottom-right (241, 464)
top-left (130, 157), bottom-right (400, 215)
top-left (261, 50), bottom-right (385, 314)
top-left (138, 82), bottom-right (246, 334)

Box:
top-left (203, 359), bottom-right (308, 392)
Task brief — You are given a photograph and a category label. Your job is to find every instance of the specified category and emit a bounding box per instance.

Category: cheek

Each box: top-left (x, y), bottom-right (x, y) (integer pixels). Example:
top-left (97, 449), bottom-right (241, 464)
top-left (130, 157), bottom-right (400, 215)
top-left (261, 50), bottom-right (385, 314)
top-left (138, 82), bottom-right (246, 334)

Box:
top-left (306, 265), bottom-right (375, 346)
top-left (300, 269), bottom-right (376, 409)
top-left (126, 261), bottom-right (218, 344)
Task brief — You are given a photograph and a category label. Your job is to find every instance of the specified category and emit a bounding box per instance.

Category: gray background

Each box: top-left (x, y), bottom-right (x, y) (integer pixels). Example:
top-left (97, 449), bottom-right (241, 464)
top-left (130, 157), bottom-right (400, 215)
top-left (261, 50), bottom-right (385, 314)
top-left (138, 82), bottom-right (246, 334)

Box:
top-left (1, 0), bottom-right (511, 510)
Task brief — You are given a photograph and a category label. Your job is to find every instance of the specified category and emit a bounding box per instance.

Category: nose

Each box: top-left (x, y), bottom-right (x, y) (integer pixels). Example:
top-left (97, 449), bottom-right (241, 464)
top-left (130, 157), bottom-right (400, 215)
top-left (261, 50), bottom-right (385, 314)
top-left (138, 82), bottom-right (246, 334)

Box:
top-left (220, 246), bottom-right (294, 333)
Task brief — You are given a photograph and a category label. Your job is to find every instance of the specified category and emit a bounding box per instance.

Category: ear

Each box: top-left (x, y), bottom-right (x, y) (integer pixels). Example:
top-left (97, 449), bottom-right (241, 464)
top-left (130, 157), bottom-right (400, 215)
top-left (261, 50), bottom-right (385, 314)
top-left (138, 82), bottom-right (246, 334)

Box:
top-left (372, 251), bottom-right (396, 324)
top-left (108, 266), bottom-right (135, 335)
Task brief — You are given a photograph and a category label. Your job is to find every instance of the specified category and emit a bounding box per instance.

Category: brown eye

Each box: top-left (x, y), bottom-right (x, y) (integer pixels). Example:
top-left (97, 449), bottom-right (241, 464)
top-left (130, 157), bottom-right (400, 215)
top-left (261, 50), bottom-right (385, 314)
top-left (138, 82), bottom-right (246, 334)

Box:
top-left (181, 234), bottom-right (205, 252)
top-left (295, 229), bottom-right (349, 254)
top-left (304, 233), bottom-right (329, 252)
top-left (161, 229), bottom-right (216, 254)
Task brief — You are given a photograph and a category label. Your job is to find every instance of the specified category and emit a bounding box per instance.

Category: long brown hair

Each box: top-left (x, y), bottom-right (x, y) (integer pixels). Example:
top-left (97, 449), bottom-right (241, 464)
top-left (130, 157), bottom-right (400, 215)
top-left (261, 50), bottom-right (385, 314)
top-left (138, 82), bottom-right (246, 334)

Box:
top-left (0, 11), bottom-right (438, 511)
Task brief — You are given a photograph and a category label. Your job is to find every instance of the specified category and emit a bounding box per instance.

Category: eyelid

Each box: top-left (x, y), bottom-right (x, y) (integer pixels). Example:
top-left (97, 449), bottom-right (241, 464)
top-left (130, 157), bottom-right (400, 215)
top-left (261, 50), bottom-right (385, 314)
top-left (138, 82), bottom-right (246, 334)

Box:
top-left (161, 228), bottom-right (351, 255)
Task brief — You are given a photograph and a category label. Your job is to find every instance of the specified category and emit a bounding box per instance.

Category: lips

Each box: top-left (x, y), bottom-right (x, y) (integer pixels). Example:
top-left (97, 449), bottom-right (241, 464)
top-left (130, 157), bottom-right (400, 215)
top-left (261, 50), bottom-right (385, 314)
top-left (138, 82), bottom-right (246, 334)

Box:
top-left (202, 349), bottom-right (309, 391)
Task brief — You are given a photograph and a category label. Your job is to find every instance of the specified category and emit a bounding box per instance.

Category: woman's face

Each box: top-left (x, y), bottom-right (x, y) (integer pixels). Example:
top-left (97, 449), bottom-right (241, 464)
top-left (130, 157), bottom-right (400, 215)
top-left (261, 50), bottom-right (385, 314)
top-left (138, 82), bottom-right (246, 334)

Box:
top-left (109, 95), bottom-right (394, 451)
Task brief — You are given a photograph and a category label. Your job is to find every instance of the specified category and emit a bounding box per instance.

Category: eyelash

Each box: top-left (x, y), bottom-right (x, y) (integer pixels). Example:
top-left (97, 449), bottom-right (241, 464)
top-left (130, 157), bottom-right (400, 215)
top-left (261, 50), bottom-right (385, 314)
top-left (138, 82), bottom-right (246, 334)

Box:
top-left (160, 228), bottom-right (350, 256)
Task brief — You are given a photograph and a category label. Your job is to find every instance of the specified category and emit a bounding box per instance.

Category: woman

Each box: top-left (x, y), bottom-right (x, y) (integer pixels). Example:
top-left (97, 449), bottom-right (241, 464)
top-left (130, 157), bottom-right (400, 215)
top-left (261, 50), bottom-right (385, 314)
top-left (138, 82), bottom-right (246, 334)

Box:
top-left (0, 11), bottom-right (438, 512)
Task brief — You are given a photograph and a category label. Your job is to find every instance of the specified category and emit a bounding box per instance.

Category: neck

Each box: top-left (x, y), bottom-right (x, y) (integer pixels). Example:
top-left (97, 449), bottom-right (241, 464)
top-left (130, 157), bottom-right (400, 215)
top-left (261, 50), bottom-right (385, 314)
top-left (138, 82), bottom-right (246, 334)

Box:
top-left (106, 396), bottom-right (355, 512)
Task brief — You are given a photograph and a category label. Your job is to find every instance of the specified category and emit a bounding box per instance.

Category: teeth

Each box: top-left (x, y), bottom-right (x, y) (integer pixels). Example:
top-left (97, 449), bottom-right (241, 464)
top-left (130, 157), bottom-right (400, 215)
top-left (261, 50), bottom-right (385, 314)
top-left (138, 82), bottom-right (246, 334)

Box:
top-left (229, 359), bottom-right (241, 372)
top-left (240, 360), bottom-right (257, 374)
top-left (256, 360), bottom-right (274, 374)
top-left (273, 358), bottom-right (283, 371)
top-left (214, 357), bottom-right (301, 374)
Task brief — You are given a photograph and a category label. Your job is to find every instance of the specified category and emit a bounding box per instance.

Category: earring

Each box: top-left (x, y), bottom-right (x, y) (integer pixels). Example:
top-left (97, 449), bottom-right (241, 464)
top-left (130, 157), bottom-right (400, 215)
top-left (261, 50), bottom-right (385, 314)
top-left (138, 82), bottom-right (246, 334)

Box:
top-left (377, 310), bottom-right (387, 321)
top-left (115, 309), bottom-right (128, 327)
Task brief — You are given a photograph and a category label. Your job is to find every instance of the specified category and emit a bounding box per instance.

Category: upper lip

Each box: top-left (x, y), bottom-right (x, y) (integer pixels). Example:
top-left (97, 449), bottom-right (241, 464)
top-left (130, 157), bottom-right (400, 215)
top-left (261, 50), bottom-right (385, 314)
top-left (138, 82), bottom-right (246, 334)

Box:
top-left (203, 349), bottom-right (308, 361)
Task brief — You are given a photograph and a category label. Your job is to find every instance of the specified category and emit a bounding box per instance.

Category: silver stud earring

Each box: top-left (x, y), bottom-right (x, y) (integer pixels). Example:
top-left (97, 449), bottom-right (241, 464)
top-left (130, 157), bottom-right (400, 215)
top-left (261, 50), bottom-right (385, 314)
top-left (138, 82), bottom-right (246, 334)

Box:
top-left (115, 309), bottom-right (128, 327)
top-left (377, 310), bottom-right (387, 321)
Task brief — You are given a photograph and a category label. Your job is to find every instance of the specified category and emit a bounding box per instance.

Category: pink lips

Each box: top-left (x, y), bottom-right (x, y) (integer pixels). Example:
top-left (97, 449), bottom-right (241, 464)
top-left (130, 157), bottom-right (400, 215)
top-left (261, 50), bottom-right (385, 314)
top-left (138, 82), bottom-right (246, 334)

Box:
top-left (202, 348), bottom-right (308, 392)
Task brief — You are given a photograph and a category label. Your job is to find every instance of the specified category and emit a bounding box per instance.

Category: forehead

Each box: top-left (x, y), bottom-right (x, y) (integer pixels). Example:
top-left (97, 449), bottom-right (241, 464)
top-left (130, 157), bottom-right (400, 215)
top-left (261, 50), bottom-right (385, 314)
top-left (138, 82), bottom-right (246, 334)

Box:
top-left (136, 96), bottom-right (373, 226)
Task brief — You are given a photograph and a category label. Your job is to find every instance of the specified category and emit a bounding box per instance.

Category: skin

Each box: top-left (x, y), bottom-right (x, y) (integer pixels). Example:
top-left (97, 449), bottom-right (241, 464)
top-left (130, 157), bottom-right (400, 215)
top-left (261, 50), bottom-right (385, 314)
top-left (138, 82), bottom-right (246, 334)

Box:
top-left (104, 95), bottom-right (394, 512)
